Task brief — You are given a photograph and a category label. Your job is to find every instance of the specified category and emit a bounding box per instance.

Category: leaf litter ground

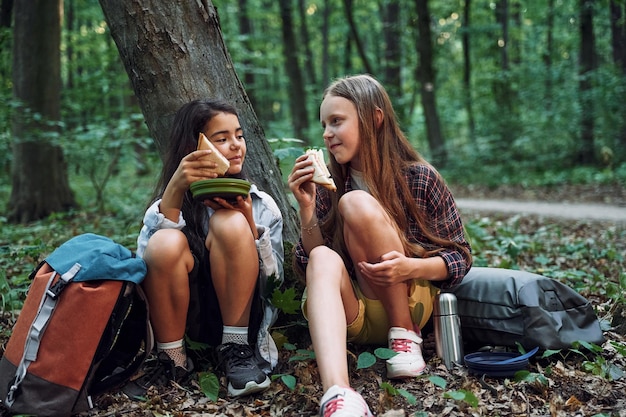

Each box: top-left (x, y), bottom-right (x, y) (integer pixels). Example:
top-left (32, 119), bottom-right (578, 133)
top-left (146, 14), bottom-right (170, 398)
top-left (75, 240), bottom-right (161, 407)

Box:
top-left (1, 184), bottom-right (626, 416)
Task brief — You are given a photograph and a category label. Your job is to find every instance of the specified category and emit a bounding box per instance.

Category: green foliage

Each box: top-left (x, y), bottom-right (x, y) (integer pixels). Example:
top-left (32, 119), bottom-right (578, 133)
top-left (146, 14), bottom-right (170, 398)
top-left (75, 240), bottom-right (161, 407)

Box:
top-left (198, 371), bottom-right (220, 401)
top-left (271, 287), bottom-right (301, 315)
top-left (380, 381), bottom-right (417, 405)
top-left (271, 373), bottom-right (297, 391)
top-left (0, 270), bottom-right (28, 312)
top-left (427, 375), bottom-right (478, 408)
top-left (356, 352), bottom-right (377, 370)
top-left (287, 347), bottom-right (316, 362)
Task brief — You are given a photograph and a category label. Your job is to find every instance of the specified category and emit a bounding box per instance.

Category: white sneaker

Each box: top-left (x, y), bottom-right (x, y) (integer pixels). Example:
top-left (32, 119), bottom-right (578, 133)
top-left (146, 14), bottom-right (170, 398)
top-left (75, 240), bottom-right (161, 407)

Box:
top-left (386, 327), bottom-right (426, 378)
top-left (319, 385), bottom-right (374, 417)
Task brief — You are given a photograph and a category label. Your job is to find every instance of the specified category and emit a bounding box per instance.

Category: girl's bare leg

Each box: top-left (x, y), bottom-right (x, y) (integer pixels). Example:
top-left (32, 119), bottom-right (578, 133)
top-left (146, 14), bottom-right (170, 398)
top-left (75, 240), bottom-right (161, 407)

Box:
top-left (339, 190), bottom-right (413, 330)
top-left (206, 209), bottom-right (259, 327)
top-left (142, 228), bottom-right (195, 343)
top-left (306, 245), bottom-right (360, 392)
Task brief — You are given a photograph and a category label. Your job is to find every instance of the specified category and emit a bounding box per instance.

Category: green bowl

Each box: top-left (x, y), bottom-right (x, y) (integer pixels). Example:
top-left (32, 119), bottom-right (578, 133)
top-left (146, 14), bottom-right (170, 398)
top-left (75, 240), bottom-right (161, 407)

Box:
top-left (190, 178), bottom-right (251, 202)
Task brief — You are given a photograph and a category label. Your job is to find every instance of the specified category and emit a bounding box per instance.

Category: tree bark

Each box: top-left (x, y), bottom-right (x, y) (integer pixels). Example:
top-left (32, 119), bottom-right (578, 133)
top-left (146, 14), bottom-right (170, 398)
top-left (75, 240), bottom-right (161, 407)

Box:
top-left (297, 0), bottom-right (316, 86)
top-left (382, 1), bottom-right (404, 121)
top-left (578, 0), bottom-right (596, 165)
top-left (9, 0), bottom-right (76, 223)
top-left (98, 0), bottom-right (299, 242)
top-left (462, 0), bottom-right (475, 140)
top-left (610, 0), bottom-right (626, 155)
top-left (414, 0), bottom-right (447, 167)
top-left (0, 0), bottom-right (13, 27)
top-left (544, 0), bottom-right (555, 114)
top-left (278, 0), bottom-right (309, 142)
top-left (342, 0), bottom-right (373, 75)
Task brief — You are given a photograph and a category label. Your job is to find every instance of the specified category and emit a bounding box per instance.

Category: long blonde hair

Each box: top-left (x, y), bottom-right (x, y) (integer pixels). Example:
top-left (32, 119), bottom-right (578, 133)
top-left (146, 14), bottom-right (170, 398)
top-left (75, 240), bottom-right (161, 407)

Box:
top-left (319, 74), bottom-right (470, 266)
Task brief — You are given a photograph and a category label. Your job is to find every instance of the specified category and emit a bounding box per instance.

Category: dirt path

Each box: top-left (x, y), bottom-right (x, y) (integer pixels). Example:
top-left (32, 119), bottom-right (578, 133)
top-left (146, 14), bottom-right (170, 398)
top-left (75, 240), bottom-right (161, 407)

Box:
top-left (456, 198), bottom-right (626, 223)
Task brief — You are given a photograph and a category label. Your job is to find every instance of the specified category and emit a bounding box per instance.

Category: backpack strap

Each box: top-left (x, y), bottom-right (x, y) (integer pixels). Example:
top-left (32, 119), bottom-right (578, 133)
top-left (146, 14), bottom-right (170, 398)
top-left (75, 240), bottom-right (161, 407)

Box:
top-left (5, 263), bottom-right (81, 407)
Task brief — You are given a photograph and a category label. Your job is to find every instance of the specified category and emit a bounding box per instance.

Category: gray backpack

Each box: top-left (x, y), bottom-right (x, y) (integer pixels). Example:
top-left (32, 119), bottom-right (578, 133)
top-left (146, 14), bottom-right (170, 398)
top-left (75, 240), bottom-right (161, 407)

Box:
top-left (450, 267), bottom-right (605, 350)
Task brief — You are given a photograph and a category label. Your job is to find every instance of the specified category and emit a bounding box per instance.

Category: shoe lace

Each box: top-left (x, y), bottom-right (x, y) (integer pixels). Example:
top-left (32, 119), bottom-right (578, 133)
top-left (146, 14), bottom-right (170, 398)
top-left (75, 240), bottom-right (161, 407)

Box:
top-left (220, 343), bottom-right (255, 368)
top-left (391, 338), bottom-right (413, 353)
top-left (322, 395), bottom-right (344, 417)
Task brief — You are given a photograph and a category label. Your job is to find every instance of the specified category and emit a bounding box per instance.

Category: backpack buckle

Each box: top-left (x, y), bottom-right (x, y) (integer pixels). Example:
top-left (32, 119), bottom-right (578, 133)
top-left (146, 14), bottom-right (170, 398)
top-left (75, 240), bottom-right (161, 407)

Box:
top-left (46, 263), bottom-right (81, 299)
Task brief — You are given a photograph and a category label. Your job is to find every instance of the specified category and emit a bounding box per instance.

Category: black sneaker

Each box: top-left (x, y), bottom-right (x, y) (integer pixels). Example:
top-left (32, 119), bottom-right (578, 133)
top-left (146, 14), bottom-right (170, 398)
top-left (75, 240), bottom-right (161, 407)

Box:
top-left (216, 343), bottom-right (270, 397)
top-left (122, 351), bottom-right (194, 400)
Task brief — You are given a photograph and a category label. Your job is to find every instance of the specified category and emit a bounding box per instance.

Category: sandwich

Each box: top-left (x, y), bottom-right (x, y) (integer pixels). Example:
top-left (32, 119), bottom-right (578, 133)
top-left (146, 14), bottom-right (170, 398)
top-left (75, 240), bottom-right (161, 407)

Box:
top-left (197, 132), bottom-right (230, 176)
top-left (306, 148), bottom-right (337, 191)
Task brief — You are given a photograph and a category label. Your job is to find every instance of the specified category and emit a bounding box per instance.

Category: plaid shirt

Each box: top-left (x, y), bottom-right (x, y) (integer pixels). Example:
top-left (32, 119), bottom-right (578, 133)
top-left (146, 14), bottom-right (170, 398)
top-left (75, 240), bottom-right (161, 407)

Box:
top-left (294, 163), bottom-right (471, 289)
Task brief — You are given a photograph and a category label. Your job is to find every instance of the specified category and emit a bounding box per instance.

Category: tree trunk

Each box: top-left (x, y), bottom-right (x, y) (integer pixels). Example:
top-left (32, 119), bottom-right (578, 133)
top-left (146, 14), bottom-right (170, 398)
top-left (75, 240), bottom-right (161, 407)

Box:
top-left (9, 0), bottom-right (76, 223)
top-left (578, 0), bottom-right (596, 165)
top-left (98, 0), bottom-right (299, 242)
top-left (462, 0), bottom-right (475, 140)
top-left (342, 0), bottom-right (373, 75)
top-left (278, 0), bottom-right (309, 142)
top-left (544, 0), bottom-right (555, 114)
top-left (382, 1), bottom-right (404, 121)
top-left (297, 0), bottom-right (316, 86)
top-left (237, 0), bottom-right (258, 110)
top-left (414, 0), bottom-right (447, 167)
top-left (493, 0), bottom-right (518, 147)
top-left (321, 0), bottom-right (330, 86)
top-left (610, 0), bottom-right (626, 157)
top-left (0, 0), bottom-right (13, 27)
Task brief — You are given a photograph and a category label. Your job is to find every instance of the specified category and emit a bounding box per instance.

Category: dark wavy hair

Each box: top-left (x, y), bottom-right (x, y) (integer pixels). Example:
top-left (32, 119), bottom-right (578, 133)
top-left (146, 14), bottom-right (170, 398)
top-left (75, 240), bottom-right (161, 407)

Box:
top-left (149, 99), bottom-right (245, 254)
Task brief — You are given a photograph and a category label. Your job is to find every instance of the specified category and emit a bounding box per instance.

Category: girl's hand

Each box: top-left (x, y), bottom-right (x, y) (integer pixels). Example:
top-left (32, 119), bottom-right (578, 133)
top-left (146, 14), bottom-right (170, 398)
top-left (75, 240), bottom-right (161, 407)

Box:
top-left (160, 150), bottom-right (220, 220)
top-left (169, 150), bottom-right (221, 193)
top-left (357, 251), bottom-right (414, 286)
top-left (287, 154), bottom-right (317, 209)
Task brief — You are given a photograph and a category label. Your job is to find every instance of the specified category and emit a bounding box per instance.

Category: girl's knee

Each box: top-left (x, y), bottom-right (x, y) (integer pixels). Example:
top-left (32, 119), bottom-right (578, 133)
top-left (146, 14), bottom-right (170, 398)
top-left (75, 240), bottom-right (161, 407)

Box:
top-left (144, 229), bottom-right (191, 267)
top-left (306, 246), bottom-right (344, 286)
top-left (209, 210), bottom-right (250, 238)
top-left (338, 191), bottom-right (386, 224)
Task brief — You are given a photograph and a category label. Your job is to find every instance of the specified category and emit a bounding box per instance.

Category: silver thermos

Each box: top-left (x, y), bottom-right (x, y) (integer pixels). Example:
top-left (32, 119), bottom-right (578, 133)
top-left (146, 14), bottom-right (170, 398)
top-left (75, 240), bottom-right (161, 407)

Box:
top-left (433, 292), bottom-right (464, 369)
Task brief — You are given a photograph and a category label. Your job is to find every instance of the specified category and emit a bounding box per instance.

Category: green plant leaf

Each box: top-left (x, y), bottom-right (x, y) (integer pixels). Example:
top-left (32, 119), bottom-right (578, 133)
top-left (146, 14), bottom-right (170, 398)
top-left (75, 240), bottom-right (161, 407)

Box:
top-left (514, 370), bottom-right (548, 385)
top-left (397, 388), bottom-right (417, 405)
top-left (610, 341), bottom-right (626, 356)
top-left (380, 381), bottom-right (397, 395)
top-left (283, 342), bottom-right (297, 351)
top-left (271, 287), bottom-right (300, 314)
top-left (542, 349), bottom-right (562, 358)
top-left (281, 374), bottom-right (297, 390)
top-left (357, 351), bottom-right (377, 369)
top-left (428, 375), bottom-right (447, 389)
top-left (288, 348), bottom-right (316, 362)
top-left (198, 371), bottom-right (220, 402)
top-left (374, 347), bottom-right (397, 359)
top-left (443, 390), bottom-right (478, 407)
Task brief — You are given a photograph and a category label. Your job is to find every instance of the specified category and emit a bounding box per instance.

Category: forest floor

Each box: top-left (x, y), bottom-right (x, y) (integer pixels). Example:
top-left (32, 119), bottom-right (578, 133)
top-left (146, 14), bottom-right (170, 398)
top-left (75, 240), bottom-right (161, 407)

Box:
top-left (1, 182), bottom-right (626, 417)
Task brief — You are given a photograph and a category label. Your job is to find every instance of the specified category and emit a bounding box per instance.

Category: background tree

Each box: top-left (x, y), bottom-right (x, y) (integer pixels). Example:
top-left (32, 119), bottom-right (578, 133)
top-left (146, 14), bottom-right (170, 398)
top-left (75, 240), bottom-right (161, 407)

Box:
top-left (610, 0), bottom-right (626, 160)
top-left (414, 0), bottom-right (447, 167)
top-left (278, 0), bottom-right (309, 142)
top-left (8, 0), bottom-right (76, 223)
top-left (98, 0), bottom-right (299, 242)
top-left (1, 0), bottom-right (625, 225)
top-left (462, 0), bottom-right (476, 141)
top-left (579, 0), bottom-right (597, 165)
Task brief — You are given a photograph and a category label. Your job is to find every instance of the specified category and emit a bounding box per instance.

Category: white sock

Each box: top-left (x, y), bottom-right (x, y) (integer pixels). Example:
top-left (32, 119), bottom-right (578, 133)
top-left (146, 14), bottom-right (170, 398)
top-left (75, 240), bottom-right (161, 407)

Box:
top-left (157, 339), bottom-right (188, 369)
top-left (222, 326), bottom-right (249, 345)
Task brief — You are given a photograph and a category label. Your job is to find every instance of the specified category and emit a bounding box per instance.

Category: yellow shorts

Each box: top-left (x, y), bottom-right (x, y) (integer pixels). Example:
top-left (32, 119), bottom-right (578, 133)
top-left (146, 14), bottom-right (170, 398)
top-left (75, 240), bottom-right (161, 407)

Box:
top-left (301, 279), bottom-right (438, 346)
